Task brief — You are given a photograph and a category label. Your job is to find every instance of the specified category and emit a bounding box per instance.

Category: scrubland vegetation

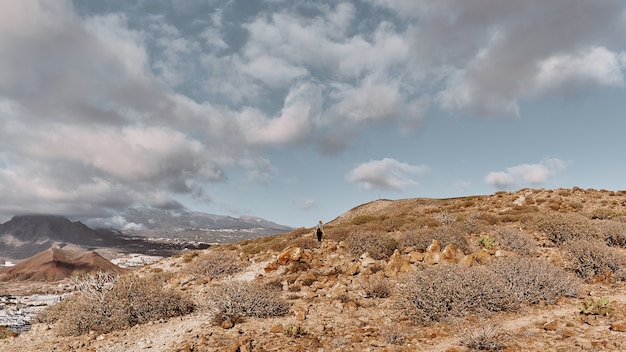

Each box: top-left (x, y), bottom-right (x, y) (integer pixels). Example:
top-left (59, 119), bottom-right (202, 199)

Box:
top-left (2, 188), bottom-right (626, 351)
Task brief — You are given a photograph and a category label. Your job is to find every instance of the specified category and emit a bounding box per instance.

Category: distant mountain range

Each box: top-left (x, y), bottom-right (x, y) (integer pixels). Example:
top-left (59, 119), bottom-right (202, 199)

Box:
top-left (0, 210), bottom-right (293, 261)
top-left (122, 207), bottom-right (292, 232)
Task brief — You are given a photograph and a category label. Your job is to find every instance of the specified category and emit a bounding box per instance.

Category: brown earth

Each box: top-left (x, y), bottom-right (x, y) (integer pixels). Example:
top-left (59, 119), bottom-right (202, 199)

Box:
top-left (0, 247), bottom-right (128, 282)
top-left (2, 187), bottom-right (626, 351)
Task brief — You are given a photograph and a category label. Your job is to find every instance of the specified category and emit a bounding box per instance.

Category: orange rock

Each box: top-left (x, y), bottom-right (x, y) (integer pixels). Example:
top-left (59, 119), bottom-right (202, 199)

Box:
top-left (264, 261), bottom-right (279, 272)
top-left (277, 246), bottom-right (302, 265)
top-left (543, 320), bottom-right (558, 331)
top-left (441, 244), bottom-right (463, 264)
top-left (427, 239), bottom-right (441, 253)
top-left (610, 322), bottom-right (626, 332)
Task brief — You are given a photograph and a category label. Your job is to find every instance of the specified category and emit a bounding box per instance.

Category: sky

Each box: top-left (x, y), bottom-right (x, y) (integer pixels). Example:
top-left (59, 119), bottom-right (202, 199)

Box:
top-left (1, 0), bottom-right (626, 229)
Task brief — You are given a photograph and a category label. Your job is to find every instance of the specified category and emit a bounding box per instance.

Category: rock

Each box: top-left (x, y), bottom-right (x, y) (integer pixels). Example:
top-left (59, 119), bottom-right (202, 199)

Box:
top-left (270, 324), bottom-right (283, 333)
top-left (278, 246), bottom-right (303, 265)
top-left (543, 320), bottom-right (558, 331)
top-left (441, 244), bottom-right (464, 264)
top-left (343, 262), bottom-right (360, 276)
top-left (263, 261), bottom-right (279, 272)
top-left (220, 318), bottom-right (234, 329)
top-left (424, 239), bottom-right (441, 264)
top-left (610, 321), bottom-right (626, 332)
top-left (408, 251), bottom-right (424, 263)
top-left (385, 249), bottom-right (412, 277)
top-left (427, 239), bottom-right (441, 253)
top-left (359, 252), bottom-right (377, 268)
top-left (293, 305), bottom-right (307, 321)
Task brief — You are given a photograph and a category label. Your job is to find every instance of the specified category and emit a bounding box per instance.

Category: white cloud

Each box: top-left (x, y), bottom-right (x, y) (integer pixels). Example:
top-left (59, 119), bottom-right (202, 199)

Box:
top-left (0, 0), bottom-right (624, 224)
top-left (485, 158), bottom-right (567, 190)
top-left (295, 199), bottom-right (316, 210)
top-left (346, 158), bottom-right (430, 191)
top-left (533, 47), bottom-right (625, 94)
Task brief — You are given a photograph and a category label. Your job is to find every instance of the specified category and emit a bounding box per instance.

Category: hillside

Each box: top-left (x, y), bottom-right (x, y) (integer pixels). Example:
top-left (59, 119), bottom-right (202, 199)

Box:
top-left (2, 188), bottom-right (626, 351)
top-left (0, 248), bottom-right (128, 282)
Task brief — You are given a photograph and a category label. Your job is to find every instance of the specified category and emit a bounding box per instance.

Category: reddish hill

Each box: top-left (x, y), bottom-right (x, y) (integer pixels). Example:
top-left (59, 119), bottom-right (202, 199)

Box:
top-left (0, 247), bottom-right (129, 282)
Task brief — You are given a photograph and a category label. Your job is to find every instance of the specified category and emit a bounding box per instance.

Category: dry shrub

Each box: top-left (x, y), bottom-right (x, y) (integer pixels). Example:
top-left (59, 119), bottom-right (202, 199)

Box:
top-left (397, 265), bottom-right (520, 325)
top-left (495, 227), bottom-right (536, 255)
top-left (563, 240), bottom-right (626, 281)
top-left (352, 215), bottom-right (379, 225)
top-left (39, 272), bottom-right (194, 336)
top-left (0, 326), bottom-right (18, 339)
top-left (530, 213), bottom-right (600, 245)
top-left (489, 257), bottom-right (580, 304)
top-left (344, 231), bottom-right (399, 260)
top-left (459, 323), bottom-right (507, 351)
top-left (287, 236), bottom-right (320, 250)
top-left (207, 281), bottom-right (290, 325)
top-left (184, 250), bottom-right (245, 279)
top-left (597, 220), bottom-right (626, 247)
top-left (475, 212), bottom-right (500, 225)
top-left (380, 325), bottom-right (407, 345)
top-left (361, 276), bottom-right (393, 298)
top-left (590, 207), bottom-right (616, 220)
top-left (399, 227), bottom-right (471, 254)
top-left (436, 211), bottom-right (457, 227)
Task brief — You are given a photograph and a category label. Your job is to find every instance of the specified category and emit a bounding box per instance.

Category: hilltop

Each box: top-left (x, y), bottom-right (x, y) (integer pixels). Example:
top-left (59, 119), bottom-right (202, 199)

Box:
top-left (2, 188), bottom-right (626, 351)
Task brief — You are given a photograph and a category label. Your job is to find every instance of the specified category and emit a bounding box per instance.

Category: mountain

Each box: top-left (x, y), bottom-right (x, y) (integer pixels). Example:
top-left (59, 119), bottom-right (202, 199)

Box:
top-left (119, 208), bottom-right (293, 243)
top-left (122, 208), bottom-right (292, 231)
top-left (0, 247), bottom-right (128, 282)
top-left (0, 215), bottom-right (123, 260)
top-left (0, 211), bottom-right (293, 261)
top-left (0, 215), bottom-right (205, 261)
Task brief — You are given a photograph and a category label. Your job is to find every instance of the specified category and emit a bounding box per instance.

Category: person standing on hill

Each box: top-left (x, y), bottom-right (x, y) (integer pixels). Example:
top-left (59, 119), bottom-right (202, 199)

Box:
top-left (316, 221), bottom-right (323, 242)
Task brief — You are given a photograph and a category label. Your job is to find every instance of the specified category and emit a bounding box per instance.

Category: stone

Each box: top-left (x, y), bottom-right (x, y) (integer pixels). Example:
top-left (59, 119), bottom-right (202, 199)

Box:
top-left (610, 321), bottom-right (626, 332)
top-left (441, 244), bottom-right (464, 264)
top-left (359, 252), bottom-right (377, 268)
top-left (543, 320), bottom-right (558, 331)
top-left (408, 251), bottom-right (424, 263)
top-left (277, 246), bottom-right (303, 265)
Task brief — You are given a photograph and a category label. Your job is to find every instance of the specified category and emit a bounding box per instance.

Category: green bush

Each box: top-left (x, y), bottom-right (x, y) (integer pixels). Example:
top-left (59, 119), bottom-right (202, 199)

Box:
top-left (563, 240), bottom-right (626, 281)
top-left (38, 272), bottom-right (194, 336)
top-left (207, 281), bottom-right (290, 326)
top-left (530, 213), bottom-right (601, 245)
top-left (489, 257), bottom-right (580, 304)
top-left (396, 265), bottom-right (520, 325)
top-left (344, 232), bottom-right (399, 260)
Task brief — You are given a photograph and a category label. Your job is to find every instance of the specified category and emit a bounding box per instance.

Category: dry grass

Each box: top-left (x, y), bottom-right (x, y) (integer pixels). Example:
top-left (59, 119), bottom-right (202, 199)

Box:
top-left (458, 323), bottom-right (507, 351)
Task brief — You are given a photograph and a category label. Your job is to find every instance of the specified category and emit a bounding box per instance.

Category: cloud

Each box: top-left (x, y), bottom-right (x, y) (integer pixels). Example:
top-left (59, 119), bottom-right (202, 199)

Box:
top-left (484, 158), bottom-right (567, 190)
top-left (295, 199), bottom-right (317, 210)
top-left (346, 158), bottom-right (429, 191)
top-left (0, 0), bottom-right (624, 224)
